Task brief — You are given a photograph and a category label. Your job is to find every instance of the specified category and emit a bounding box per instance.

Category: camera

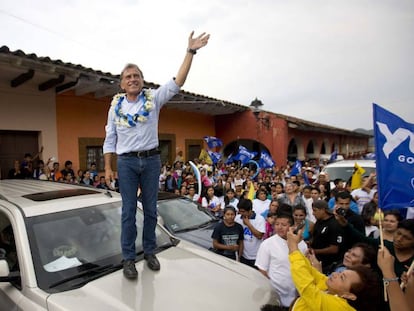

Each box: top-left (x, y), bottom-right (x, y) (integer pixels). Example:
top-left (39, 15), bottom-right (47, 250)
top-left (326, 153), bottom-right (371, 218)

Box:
top-left (337, 207), bottom-right (347, 217)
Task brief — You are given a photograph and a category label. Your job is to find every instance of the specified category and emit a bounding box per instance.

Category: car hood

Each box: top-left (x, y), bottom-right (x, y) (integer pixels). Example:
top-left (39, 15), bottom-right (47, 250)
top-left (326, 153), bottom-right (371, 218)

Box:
top-left (46, 241), bottom-right (277, 311)
top-left (173, 222), bottom-right (216, 250)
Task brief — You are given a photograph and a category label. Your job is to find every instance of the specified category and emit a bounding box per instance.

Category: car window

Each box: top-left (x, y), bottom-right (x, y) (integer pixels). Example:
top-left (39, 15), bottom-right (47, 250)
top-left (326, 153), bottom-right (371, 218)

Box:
top-left (0, 216), bottom-right (19, 272)
top-left (0, 212), bottom-right (21, 292)
top-left (25, 202), bottom-right (171, 292)
top-left (157, 198), bottom-right (214, 232)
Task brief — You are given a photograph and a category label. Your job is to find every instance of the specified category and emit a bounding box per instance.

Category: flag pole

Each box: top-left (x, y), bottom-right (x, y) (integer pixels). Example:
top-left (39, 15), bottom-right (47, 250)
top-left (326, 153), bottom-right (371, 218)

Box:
top-left (400, 260), bottom-right (414, 289)
top-left (378, 208), bottom-right (387, 301)
top-left (378, 208), bottom-right (385, 250)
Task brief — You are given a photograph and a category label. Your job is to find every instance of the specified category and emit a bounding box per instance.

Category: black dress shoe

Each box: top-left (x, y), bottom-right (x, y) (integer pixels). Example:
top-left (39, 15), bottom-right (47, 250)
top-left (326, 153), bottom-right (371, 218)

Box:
top-left (144, 254), bottom-right (160, 271)
top-left (123, 260), bottom-right (138, 279)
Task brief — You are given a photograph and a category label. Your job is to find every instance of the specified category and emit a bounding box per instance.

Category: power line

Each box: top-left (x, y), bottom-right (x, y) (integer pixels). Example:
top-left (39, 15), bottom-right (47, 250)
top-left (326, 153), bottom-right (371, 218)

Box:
top-left (0, 8), bottom-right (108, 57)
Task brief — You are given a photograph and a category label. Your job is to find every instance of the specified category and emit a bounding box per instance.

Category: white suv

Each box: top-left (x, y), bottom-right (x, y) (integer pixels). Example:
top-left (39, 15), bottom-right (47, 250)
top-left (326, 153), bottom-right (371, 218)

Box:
top-left (0, 180), bottom-right (278, 310)
top-left (322, 159), bottom-right (376, 183)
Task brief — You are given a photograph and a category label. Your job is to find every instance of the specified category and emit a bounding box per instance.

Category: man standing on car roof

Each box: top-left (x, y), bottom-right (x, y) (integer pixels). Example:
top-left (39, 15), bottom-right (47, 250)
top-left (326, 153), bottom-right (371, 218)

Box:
top-left (103, 31), bottom-right (209, 279)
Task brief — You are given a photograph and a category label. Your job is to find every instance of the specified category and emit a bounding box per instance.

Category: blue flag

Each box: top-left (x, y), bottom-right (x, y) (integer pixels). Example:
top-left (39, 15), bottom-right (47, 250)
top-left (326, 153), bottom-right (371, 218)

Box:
top-left (258, 151), bottom-right (275, 168)
top-left (373, 103), bottom-right (414, 210)
top-left (290, 160), bottom-right (302, 177)
top-left (234, 146), bottom-right (257, 166)
top-left (207, 150), bottom-right (222, 164)
top-left (302, 171), bottom-right (310, 186)
top-left (203, 136), bottom-right (223, 149)
top-left (329, 150), bottom-right (338, 162)
top-left (225, 152), bottom-right (234, 165)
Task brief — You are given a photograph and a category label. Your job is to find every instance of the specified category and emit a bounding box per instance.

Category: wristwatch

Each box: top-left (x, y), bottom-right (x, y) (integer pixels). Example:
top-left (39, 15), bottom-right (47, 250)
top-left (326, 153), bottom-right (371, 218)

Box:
top-left (187, 48), bottom-right (197, 55)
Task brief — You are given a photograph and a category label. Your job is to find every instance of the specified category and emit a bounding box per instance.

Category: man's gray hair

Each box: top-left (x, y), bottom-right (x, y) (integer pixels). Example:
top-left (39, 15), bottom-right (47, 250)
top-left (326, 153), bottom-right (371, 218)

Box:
top-left (120, 63), bottom-right (144, 80)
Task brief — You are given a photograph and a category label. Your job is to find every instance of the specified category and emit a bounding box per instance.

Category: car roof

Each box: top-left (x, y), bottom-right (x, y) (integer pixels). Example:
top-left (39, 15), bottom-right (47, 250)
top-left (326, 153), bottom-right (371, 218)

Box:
top-left (323, 159), bottom-right (376, 167)
top-left (0, 180), bottom-right (121, 217)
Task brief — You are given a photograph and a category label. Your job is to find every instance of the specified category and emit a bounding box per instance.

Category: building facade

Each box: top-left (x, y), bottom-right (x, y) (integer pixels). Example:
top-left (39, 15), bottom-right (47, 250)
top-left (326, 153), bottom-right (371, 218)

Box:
top-left (0, 46), bottom-right (369, 178)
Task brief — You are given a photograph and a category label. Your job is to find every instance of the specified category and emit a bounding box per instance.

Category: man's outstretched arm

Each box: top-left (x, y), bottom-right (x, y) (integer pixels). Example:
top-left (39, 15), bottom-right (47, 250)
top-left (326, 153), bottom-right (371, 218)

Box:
top-left (175, 31), bottom-right (210, 87)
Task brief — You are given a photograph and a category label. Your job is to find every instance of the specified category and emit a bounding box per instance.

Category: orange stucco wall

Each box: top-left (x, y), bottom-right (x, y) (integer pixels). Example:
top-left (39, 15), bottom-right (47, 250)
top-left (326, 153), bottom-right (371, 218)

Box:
top-left (56, 92), bottom-right (109, 171)
top-left (159, 106), bottom-right (215, 153)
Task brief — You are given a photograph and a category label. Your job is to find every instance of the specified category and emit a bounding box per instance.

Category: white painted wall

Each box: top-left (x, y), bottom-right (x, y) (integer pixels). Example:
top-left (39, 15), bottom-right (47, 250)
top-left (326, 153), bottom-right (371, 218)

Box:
top-left (0, 82), bottom-right (58, 161)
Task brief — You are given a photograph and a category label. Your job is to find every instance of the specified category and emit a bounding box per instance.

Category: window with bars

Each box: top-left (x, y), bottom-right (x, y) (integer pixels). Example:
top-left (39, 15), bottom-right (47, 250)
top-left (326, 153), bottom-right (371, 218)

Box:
top-left (86, 146), bottom-right (104, 171)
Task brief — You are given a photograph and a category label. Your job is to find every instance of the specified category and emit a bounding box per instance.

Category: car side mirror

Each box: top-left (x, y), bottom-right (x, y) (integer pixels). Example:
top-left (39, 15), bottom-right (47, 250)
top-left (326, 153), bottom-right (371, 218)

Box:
top-left (0, 259), bottom-right (10, 277)
top-left (0, 259), bottom-right (20, 283)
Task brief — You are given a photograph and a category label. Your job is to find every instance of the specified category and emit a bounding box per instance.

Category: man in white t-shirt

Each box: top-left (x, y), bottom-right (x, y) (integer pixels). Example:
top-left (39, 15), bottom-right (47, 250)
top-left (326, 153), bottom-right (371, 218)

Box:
top-left (351, 186), bottom-right (376, 214)
top-left (235, 198), bottom-right (266, 268)
top-left (255, 213), bottom-right (308, 308)
top-left (351, 174), bottom-right (377, 214)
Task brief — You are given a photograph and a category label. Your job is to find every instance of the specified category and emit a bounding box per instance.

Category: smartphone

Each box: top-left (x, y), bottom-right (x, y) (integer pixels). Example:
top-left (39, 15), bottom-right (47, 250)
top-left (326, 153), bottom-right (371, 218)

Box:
top-left (294, 221), bottom-right (305, 234)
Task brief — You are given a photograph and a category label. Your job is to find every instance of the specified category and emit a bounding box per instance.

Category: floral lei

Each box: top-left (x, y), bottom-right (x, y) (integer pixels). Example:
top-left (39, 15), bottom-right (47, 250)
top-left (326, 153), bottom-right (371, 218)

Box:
top-left (111, 89), bottom-right (154, 127)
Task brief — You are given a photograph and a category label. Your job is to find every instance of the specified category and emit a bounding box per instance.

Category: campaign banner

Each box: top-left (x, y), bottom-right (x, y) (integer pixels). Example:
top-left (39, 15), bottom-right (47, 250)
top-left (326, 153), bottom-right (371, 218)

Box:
top-left (373, 103), bottom-right (414, 210)
top-left (203, 136), bottom-right (223, 149)
top-left (207, 150), bottom-right (222, 164)
top-left (234, 146), bottom-right (257, 166)
top-left (258, 151), bottom-right (275, 169)
top-left (290, 160), bottom-right (302, 177)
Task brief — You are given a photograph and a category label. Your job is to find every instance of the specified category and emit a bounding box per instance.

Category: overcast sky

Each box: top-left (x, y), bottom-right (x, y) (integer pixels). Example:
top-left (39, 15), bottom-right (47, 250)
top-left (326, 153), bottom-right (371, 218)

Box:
top-left (1, 0), bottom-right (413, 130)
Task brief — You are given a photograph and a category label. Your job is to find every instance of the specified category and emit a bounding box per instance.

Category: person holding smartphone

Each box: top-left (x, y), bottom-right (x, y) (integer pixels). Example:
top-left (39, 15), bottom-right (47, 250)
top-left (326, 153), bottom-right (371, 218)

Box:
top-left (256, 213), bottom-right (308, 309)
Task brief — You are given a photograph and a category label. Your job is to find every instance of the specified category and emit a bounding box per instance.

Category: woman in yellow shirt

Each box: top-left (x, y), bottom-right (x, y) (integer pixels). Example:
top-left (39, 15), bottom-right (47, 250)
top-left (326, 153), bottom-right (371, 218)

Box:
top-left (287, 228), bottom-right (381, 311)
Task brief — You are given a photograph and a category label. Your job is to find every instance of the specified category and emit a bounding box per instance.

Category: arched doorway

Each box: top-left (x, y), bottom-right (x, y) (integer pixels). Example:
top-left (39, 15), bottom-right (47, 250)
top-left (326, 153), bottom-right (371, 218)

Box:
top-left (306, 140), bottom-right (316, 160)
top-left (223, 139), bottom-right (271, 162)
top-left (287, 138), bottom-right (298, 162)
top-left (320, 142), bottom-right (326, 155)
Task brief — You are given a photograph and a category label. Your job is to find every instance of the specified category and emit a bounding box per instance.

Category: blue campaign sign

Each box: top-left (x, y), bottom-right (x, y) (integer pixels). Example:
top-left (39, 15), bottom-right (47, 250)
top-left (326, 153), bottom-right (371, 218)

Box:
top-left (207, 150), bottom-right (222, 164)
top-left (258, 151), bottom-right (275, 169)
top-left (290, 160), bottom-right (302, 177)
top-left (373, 103), bottom-right (414, 210)
top-left (234, 146), bottom-right (257, 166)
top-left (203, 136), bottom-right (223, 149)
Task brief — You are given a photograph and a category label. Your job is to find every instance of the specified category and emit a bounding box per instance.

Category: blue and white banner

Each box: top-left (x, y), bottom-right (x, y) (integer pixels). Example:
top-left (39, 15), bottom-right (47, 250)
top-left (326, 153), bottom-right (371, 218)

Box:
top-left (302, 171), bottom-right (310, 186)
top-left (290, 160), bottom-right (302, 177)
top-left (258, 151), bottom-right (275, 169)
top-left (207, 150), bottom-right (222, 164)
top-left (329, 150), bottom-right (338, 162)
top-left (203, 136), bottom-right (223, 149)
top-left (225, 152), bottom-right (234, 165)
top-left (234, 146), bottom-right (257, 166)
top-left (373, 103), bottom-right (414, 210)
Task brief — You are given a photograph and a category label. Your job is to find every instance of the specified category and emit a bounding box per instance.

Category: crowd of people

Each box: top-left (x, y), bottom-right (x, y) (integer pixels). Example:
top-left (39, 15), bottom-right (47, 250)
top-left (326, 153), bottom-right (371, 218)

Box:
top-left (159, 157), bottom-right (413, 311)
top-left (7, 152), bottom-right (118, 191)
top-left (5, 151), bottom-right (414, 310)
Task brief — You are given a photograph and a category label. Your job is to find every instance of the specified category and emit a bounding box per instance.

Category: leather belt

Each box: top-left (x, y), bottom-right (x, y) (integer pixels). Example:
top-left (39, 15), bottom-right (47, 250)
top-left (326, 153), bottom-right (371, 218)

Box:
top-left (121, 148), bottom-right (160, 158)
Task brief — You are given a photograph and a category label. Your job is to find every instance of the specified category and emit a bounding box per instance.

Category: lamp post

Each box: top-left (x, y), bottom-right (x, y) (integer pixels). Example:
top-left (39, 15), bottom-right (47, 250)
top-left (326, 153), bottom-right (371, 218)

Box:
top-left (249, 98), bottom-right (270, 129)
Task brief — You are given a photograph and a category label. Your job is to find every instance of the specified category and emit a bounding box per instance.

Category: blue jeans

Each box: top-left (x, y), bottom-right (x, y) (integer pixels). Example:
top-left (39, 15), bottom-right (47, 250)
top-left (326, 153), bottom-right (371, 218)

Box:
top-left (117, 154), bottom-right (161, 260)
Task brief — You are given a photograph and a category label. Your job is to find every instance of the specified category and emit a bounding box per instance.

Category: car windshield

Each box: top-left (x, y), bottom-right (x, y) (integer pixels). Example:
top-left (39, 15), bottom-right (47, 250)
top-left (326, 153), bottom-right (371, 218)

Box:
top-left (157, 198), bottom-right (216, 233)
top-left (25, 202), bottom-right (172, 292)
top-left (324, 166), bottom-right (376, 182)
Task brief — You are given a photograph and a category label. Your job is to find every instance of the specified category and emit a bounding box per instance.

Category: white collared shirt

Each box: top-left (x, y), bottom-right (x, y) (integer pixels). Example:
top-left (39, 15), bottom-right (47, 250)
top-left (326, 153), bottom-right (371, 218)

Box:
top-left (103, 79), bottom-right (180, 155)
top-left (255, 234), bottom-right (308, 307)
